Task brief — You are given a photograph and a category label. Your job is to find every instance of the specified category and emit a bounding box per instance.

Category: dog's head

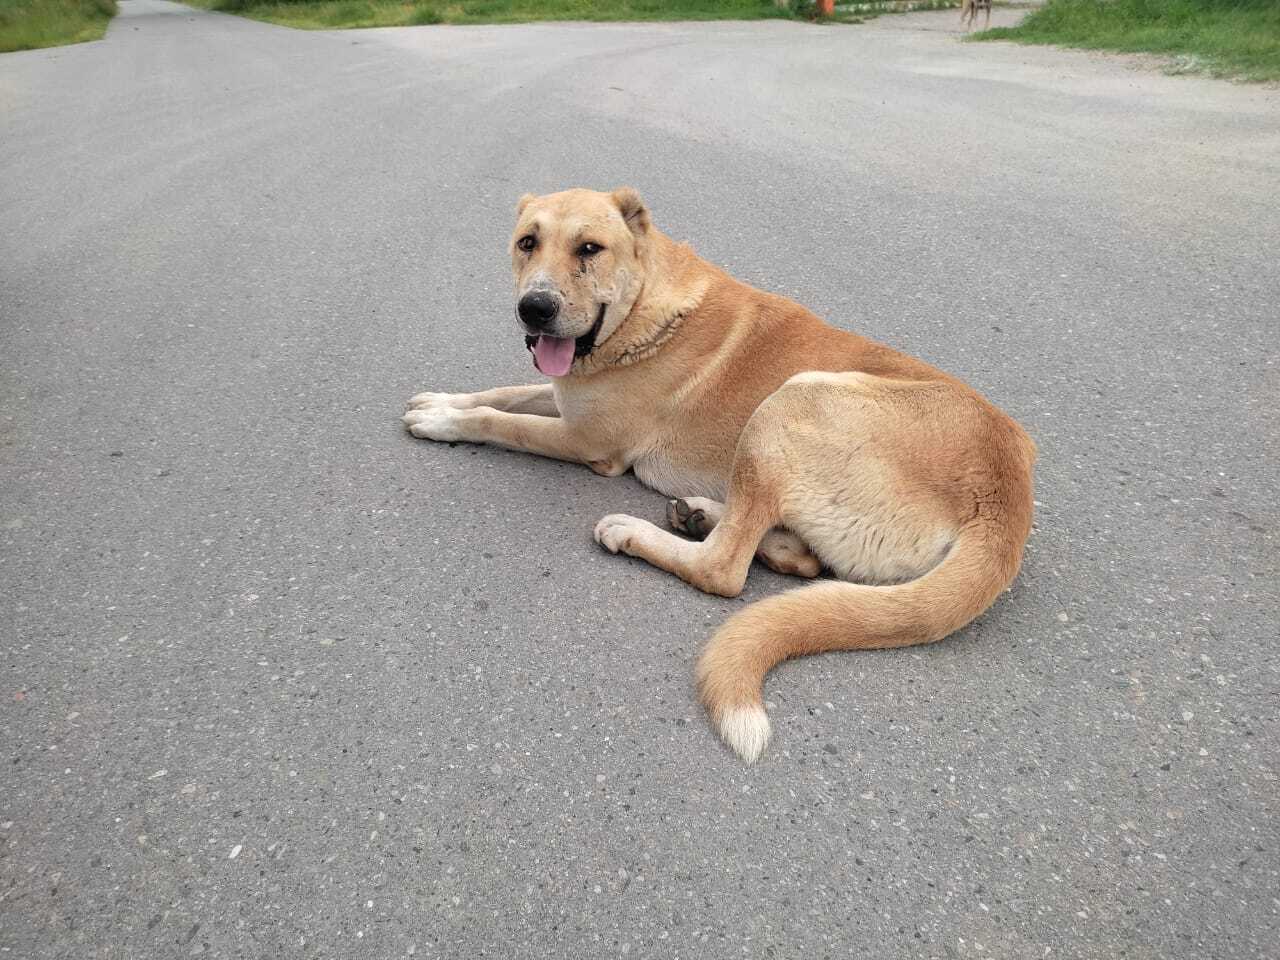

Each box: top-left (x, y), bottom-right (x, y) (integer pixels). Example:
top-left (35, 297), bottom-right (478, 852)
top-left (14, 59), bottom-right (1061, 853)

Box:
top-left (511, 187), bottom-right (650, 376)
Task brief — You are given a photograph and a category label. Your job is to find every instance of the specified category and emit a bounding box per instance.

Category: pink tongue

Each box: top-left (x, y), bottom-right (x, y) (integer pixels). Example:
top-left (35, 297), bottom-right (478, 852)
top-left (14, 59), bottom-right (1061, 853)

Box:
top-left (532, 335), bottom-right (576, 377)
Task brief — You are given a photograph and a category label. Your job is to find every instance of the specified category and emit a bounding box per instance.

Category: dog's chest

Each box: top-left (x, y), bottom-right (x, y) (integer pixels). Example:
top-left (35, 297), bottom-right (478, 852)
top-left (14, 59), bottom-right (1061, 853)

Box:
top-left (555, 379), bottom-right (728, 500)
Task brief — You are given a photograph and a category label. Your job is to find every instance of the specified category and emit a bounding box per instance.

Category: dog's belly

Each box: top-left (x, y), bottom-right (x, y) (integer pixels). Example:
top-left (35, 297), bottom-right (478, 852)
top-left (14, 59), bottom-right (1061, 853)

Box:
top-left (631, 450), bottom-right (726, 501)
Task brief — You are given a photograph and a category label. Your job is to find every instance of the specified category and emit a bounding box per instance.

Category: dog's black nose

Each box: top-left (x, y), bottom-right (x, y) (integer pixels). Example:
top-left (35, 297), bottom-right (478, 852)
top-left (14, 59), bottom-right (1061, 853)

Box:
top-left (518, 291), bottom-right (560, 330)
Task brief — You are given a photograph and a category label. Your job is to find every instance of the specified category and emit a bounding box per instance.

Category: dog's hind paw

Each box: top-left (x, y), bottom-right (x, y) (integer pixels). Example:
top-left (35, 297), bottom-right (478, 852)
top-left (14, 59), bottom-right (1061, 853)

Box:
top-left (667, 498), bottom-right (719, 539)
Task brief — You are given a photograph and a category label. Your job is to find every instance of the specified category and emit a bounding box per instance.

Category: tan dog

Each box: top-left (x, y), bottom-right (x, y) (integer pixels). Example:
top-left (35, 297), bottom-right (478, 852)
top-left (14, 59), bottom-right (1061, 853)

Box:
top-left (404, 187), bottom-right (1036, 763)
top-left (961, 0), bottom-right (992, 31)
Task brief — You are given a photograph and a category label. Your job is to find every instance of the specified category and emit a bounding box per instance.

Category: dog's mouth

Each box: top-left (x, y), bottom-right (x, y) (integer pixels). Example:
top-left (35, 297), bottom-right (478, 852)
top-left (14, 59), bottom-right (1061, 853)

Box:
top-left (524, 303), bottom-right (607, 377)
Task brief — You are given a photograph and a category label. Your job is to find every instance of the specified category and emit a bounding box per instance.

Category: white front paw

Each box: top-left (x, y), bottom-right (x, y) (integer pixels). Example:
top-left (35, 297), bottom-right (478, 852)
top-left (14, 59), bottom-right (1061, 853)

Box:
top-left (402, 406), bottom-right (464, 442)
top-left (405, 391), bottom-right (466, 412)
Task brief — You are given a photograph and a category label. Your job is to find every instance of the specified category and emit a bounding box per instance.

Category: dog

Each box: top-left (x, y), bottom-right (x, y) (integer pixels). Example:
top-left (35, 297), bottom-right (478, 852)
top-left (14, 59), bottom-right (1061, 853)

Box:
top-left (960, 0), bottom-right (992, 31)
top-left (403, 187), bottom-right (1036, 763)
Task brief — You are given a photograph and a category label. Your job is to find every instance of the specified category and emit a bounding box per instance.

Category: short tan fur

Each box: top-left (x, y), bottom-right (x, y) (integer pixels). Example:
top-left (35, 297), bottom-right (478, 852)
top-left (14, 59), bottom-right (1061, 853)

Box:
top-left (404, 188), bottom-right (1036, 763)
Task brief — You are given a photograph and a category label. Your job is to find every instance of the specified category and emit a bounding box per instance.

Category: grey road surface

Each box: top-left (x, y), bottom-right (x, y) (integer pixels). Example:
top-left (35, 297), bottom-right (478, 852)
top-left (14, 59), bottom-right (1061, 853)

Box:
top-left (2, 2), bottom-right (1277, 957)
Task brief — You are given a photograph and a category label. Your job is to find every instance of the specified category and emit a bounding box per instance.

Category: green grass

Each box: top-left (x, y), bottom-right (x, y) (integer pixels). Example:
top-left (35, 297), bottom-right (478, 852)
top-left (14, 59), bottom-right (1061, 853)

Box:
top-left (976, 0), bottom-right (1280, 82)
top-left (0, 0), bottom-right (117, 52)
top-left (183, 0), bottom-right (849, 29)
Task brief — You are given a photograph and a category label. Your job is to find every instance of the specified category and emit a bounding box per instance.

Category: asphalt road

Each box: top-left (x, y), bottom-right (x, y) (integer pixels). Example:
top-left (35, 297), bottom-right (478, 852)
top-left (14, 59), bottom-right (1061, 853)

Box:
top-left (2, 2), bottom-right (1278, 957)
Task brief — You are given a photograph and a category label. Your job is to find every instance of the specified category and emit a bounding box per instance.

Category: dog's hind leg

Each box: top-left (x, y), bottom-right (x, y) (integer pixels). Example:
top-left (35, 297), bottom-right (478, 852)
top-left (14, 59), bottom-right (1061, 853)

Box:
top-left (668, 498), bottom-right (819, 579)
top-left (756, 531), bottom-right (821, 578)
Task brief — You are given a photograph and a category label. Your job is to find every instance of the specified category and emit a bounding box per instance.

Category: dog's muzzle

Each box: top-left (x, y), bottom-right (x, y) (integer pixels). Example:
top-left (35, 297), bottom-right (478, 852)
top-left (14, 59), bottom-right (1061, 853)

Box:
top-left (523, 302), bottom-right (607, 360)
top-left (517, 291), bottom-right (561, 332)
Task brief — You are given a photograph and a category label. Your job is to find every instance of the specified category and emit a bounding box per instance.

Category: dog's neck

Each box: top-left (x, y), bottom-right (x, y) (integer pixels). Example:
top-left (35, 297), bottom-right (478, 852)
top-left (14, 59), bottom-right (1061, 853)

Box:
top-left (579, 230), bottom-right (710, 373)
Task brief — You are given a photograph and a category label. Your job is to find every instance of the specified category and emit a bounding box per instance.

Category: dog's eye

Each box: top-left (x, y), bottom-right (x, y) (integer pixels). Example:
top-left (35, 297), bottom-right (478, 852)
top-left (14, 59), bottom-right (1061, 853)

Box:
top-left (578, 242), bottom-right (603, 257)
top-left (517, 235), bottom-right (536, 253)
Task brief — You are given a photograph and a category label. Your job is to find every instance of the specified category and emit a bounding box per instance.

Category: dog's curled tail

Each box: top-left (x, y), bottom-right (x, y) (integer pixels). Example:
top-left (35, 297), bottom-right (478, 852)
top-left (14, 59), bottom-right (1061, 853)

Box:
top-left (695, 522), bottom-right (1024, 763)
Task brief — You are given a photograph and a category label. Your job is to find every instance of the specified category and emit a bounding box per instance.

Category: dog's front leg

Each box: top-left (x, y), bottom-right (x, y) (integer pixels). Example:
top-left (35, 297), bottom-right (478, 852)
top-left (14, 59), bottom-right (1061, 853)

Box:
top-left (403, 405), bottom-right (626, 475)
top-left (406, 383), bottom-right (558, 417)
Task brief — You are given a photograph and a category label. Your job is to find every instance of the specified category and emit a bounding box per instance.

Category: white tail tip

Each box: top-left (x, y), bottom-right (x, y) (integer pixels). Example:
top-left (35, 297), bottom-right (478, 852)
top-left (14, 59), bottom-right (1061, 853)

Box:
top-left (716, 705), bottom-right (771, 764)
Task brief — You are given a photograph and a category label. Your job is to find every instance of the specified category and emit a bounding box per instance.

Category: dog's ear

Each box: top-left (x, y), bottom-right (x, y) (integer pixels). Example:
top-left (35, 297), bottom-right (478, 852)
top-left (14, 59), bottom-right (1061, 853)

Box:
top-left (611, 187), bottom-right (650, 236)
top-left (515, 193), bottom-right (537, 217)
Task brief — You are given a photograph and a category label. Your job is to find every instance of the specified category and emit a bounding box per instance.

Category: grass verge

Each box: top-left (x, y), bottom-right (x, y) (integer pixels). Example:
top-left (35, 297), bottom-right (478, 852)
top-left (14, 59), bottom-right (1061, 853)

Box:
top-left (975, 0), bottom-right (1280, 82)
top-left (0, 0), bottom-right (117, 52)
top-left (182, 0), bottom-right (853, 29)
